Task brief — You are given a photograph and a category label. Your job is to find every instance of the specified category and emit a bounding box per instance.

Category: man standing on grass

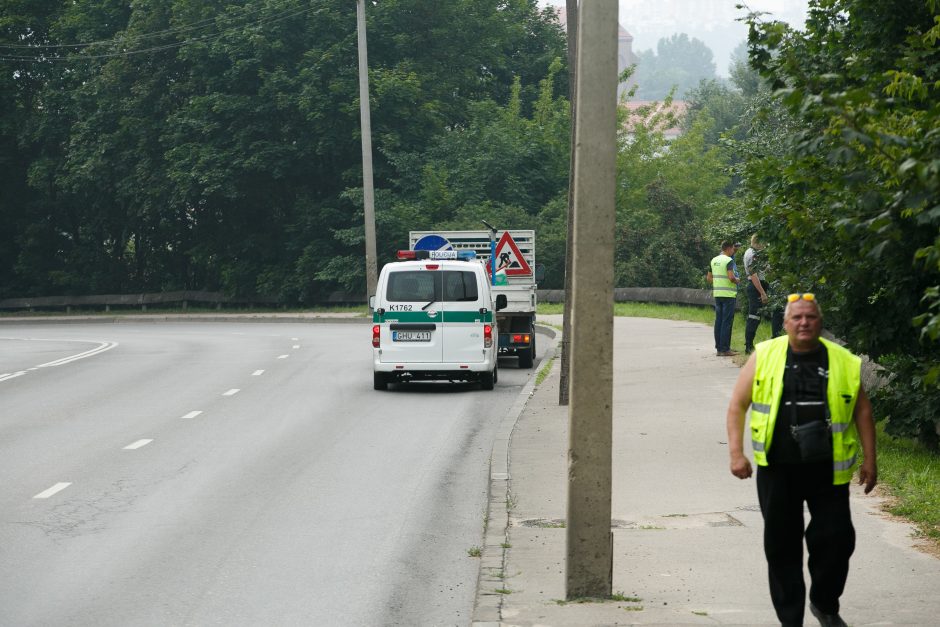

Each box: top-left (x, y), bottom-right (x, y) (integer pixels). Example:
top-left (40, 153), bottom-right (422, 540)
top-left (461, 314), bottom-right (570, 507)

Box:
top-left (707, 240), bottom-right (741, 356)
top-left (725, 293), bottom-right (878, 627)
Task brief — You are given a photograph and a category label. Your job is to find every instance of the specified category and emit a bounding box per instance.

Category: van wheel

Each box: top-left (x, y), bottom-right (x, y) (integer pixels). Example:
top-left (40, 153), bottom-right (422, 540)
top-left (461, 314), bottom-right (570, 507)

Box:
top-left (373, 372), bottom-right (388, 390)
top-left (480, 366), bottom-right (496, 390)
top-left (518, 346), bottom-right (534, 369)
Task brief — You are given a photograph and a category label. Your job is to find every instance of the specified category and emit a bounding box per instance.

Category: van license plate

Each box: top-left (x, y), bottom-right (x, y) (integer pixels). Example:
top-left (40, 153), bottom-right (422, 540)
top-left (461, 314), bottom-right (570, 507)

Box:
top-left (393, 331), bottom-right (431, 342)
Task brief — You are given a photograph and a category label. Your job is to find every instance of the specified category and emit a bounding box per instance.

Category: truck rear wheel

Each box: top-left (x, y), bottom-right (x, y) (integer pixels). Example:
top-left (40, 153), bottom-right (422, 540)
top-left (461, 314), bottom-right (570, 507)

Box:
top-left (373, 372), bottom-right (388, 390)
top-left (518, 346), bottom-right (533, 369)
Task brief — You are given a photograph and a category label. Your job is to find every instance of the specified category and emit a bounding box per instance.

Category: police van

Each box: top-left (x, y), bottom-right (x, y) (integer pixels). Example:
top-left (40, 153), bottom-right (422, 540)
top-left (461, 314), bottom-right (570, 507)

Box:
top-left (370, 250), bottom-right (506, 390)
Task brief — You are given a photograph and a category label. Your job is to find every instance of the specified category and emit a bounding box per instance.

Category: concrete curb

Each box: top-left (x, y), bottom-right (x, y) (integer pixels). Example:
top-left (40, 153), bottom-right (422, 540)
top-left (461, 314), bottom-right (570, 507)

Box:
top-left (0, 314), bottom-right (370, 325)
top-left (472, 324), bottom-right (560, 626)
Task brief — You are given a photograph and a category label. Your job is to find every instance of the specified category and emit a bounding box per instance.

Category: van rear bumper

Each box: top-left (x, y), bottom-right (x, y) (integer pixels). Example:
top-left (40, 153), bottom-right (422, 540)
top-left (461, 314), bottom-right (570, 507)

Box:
top-left (374, 358), bottom-right (493, 380)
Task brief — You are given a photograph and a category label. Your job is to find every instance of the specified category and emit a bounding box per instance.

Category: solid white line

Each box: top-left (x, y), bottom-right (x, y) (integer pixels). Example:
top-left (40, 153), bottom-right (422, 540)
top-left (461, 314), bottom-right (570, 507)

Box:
top-left (252, 370), bottom-right (264, 376)
top-left (277, 354), bottom-right (289, 359)
top-left (34, 482), bottom-right (72, 499)
top-left (124, 439), bottom-right (153, 450)
top-left (0, 371), bottom-right (27, 382)
top-left (35, 341), bottom-right (119, 368)
top-left (292, 345), bottom-right (300, 349)
top-left (222, 388), bottom-right (240, 396)
top-left (181, 410), bottom-right (203, 419)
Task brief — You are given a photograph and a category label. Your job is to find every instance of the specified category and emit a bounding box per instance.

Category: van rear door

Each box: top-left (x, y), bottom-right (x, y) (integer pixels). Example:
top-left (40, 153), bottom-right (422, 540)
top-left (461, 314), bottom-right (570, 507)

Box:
top-left (441, 267), bottom-right (488, 364)
top-left (379, 268), bottom-right (444, 364)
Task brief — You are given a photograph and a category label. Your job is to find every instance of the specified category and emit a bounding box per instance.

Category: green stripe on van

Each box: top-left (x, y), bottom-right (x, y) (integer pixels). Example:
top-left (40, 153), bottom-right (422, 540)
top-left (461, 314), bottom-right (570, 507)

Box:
top-left (373, 310), bottom-right (494, 323)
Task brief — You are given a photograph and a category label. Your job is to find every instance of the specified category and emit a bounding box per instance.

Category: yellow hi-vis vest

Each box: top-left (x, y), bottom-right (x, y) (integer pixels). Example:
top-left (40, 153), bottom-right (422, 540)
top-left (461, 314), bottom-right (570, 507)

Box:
top-left (749, 335), bottom-right (862, 484)
top-left (710, 254), bottom-right (736, 298)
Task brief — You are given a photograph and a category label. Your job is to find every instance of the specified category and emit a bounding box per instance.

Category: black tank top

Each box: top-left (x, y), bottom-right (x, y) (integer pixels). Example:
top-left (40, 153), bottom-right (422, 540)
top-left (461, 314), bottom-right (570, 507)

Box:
top-left (767, 344), bottom-right (831, 464)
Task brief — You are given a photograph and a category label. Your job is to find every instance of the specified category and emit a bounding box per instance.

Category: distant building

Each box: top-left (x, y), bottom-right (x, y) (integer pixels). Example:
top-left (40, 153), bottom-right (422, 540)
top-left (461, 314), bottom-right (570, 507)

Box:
top-left (554, 7), bottom-right (637, 99)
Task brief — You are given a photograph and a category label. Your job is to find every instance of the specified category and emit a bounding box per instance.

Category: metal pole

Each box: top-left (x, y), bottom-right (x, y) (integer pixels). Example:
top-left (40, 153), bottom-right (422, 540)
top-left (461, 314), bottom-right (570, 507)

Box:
top-left (356, 0), bottom-right (378, 300)
top-left (565, 0), bottom-right (617, 600)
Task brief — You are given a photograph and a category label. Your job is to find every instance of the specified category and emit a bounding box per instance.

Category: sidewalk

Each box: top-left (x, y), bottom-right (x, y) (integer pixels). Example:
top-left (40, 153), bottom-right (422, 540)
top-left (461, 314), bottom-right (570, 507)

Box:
top-left (474, 316), bottom-right (940, 626)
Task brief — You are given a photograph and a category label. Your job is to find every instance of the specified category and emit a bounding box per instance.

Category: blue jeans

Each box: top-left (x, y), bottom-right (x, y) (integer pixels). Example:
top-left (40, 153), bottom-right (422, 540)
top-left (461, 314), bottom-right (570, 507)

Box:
top-left (714, 297), bottom-right (736, 353)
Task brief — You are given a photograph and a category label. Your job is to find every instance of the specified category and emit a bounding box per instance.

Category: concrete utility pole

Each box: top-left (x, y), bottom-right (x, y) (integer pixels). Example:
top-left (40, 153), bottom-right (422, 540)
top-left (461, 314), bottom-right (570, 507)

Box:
top-left (565, 0), bottom-right (617, 600)
top-left (559, 0), bottom-right (579, 407)
top-left (356, 0), bottom-right (378, 299)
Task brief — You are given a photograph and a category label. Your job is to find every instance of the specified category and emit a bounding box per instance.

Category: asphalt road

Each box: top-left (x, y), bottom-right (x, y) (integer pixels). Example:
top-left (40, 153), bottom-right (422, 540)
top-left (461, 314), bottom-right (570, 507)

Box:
top-left (0, 321), bottom-right (538, 626)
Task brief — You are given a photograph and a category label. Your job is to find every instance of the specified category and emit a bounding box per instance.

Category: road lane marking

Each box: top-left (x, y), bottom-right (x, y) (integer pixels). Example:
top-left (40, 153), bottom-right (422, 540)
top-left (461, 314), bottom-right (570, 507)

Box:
top-left (124, 439), bottom-right (153, 450)
top-left (292, 345), bottom-right (300, 349)
top-left (277, 354), bottom-right (289, 359)
top-left (35, 341), bottom-right (119, 367)
top-left (181, 410), bottom-right (202, 419)
top-left (34, 482), bottom-right (72, 499)
top-left (252, 370), bottom-right (264, 376)
top-left (222, 388), bottom-right (240, 396)
top-left (0, 338), bottom-right (119, 385)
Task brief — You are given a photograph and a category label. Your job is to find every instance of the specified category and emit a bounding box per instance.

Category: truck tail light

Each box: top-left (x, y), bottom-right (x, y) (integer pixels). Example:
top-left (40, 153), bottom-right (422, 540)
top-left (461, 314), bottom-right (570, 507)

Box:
top-left (372, 325), bottom-right (381, 347)
top-left (512, 333), bottom-right (531, 345)
top-left (484, 324), bottom-right (493, 348)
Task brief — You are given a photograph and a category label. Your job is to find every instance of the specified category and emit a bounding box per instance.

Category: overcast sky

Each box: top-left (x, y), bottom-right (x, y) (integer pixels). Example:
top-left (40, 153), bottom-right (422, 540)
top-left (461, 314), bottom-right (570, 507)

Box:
top-left (541, 1), bottom-right (810, 77)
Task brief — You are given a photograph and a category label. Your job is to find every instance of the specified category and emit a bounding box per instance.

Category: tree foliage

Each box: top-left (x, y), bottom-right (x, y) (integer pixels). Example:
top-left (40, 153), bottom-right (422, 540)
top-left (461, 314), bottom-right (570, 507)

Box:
top-left (741, 0), bottom-right (940, 447)
top-left (0, 0), bottom-right (566, 301)
top-left (633, 33), bottom-right (717, 101)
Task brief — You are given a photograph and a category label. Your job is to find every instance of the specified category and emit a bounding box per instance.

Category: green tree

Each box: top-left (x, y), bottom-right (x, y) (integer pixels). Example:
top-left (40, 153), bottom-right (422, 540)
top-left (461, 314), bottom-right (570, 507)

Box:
top-left (742, 0), bottom-right (940, 447)
top-left (0, 0), bottom-right (566, 302)
top-left (633, 33), bottom-right (717, 101)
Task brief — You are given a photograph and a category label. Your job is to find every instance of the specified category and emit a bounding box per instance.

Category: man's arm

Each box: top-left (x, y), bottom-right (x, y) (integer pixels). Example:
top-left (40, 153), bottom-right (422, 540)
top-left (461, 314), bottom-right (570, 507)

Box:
top-left (749, 273), bottom-right (768, 303)
top-left (726, 353), bottom-right (756, 479)
top-left (854, 386), bottom-right (878, 494)
top-left (726, 268), bottom-right (740, 284)
top-left (706, 270), bottom-right (714, 284)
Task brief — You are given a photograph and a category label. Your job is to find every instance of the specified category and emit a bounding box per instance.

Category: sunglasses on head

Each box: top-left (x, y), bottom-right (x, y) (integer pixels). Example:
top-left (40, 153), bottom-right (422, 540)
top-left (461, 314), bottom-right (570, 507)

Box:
top-left (787, 292), bottom-right (816, 303)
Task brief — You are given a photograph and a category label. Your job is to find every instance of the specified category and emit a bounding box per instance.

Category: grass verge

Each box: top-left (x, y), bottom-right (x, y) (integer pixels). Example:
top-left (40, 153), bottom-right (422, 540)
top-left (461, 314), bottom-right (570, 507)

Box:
top-left (874, 425), bottom-right (940, 548)
top-left (537, 301), bottom-right (940, 553)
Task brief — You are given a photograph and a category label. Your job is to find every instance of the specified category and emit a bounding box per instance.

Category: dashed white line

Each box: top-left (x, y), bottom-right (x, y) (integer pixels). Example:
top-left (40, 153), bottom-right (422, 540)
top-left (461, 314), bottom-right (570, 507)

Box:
top-left (277, 354), bottom-right (289, 359)
top-left (124, 439), bottom-right (153, 450)
top-left (34, 482), bottom-right (72, 499)
top-left (291, 337), bottom-right (299, 341)
top-left (222, 388), bottom-right (240, 396)
top-left (252, 370), bottom-right (265, 376)
top-left (292, 345), bottom-right (300, 349)
top-left (181, 410), bottom-right (203, 419)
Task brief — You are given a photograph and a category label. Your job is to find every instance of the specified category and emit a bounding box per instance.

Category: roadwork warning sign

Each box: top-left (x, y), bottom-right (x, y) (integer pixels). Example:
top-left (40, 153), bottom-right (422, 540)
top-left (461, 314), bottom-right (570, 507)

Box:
top-left (486, 232), bottom-right (532, 276)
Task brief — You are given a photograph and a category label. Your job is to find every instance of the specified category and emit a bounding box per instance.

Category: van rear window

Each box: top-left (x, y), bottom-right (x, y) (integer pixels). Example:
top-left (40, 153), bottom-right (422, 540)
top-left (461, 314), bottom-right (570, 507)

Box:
top-left (387, 270), bottom-right (479, 302)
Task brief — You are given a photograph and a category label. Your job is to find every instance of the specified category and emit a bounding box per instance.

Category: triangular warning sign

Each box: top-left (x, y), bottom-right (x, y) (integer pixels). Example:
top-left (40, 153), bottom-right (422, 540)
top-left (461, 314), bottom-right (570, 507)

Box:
top-left (486, 232), bottom-right (532, 276)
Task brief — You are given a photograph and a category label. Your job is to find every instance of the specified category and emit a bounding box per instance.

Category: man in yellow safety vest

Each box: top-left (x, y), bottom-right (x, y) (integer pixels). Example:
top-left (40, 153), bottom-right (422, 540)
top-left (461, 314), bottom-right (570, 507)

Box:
top-left (707, 240), bottom-right (741, 356)
top-left (725, 293), bottom-right (877, 627)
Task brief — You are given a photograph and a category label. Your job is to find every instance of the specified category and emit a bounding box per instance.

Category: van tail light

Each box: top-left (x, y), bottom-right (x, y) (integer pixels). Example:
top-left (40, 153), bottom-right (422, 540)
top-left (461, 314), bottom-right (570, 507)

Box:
top-left (484, 324), bottom-right (493, 348)
top-left (372, 325), bottom-right (381, 348)
top-left (512, 333), bottom-right (531, 345)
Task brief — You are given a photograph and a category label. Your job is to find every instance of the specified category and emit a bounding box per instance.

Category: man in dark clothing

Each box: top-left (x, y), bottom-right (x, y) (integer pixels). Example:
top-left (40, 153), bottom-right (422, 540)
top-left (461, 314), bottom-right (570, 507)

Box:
top-left (743, 234), bottom-right (783, 353)
top-left (725, 294), bottom-right (877, 627)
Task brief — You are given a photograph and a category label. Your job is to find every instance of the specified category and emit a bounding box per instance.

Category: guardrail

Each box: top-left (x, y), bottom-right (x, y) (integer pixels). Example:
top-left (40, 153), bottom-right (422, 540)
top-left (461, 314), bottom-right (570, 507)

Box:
top-left (0, 291), bottom-right (275, 312)
top-left (0, 287), bottom-right (717, 312)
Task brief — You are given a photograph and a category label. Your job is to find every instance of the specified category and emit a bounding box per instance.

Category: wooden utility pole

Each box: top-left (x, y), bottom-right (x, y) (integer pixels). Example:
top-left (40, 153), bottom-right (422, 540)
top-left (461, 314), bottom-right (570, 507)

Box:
top-left (559, 0), bottom-right (578, 407)
top-left (565, 0), bottom-right (617, 600)
top-left (356, 0), bottom-right (378, 299)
